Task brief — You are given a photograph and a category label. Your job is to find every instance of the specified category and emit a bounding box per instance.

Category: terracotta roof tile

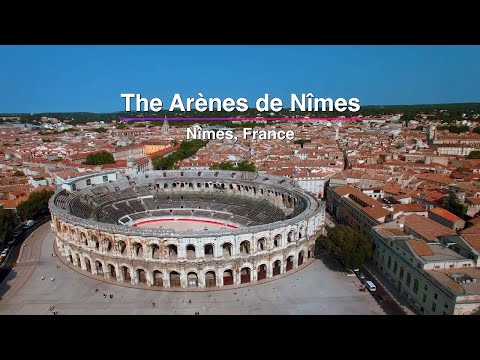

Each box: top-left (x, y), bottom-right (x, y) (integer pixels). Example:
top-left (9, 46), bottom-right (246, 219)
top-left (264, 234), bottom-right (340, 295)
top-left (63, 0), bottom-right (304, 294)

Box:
top-left (406, 239), bottom-right (435, 256)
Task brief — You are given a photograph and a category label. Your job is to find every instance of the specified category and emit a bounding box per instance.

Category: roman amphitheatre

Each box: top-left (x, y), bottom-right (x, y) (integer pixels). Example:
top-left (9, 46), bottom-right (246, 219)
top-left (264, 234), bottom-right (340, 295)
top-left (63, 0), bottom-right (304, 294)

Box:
top-left (50, 170), bottom-right (324, 289)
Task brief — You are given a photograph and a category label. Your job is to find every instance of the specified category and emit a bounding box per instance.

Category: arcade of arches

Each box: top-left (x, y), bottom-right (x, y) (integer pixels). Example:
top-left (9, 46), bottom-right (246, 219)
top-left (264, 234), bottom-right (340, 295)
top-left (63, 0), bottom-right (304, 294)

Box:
top-left (62, 248), bottom-right (313, 289)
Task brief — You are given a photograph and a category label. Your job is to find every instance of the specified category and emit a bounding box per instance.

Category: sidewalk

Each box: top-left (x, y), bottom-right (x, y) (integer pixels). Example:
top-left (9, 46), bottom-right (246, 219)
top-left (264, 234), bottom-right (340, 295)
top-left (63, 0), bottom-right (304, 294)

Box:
top-left (363, 261), bottom-right (416, 315)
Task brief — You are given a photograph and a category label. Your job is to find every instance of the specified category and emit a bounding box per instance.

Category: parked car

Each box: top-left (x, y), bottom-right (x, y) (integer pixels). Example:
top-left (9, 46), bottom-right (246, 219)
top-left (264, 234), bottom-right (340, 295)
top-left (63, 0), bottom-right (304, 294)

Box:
top-left (354, 269), bottom-right (366, 283)
top-left (365, 280), bottom-right (377, 292)
top-left (24, 220), bottom-right (35, 228)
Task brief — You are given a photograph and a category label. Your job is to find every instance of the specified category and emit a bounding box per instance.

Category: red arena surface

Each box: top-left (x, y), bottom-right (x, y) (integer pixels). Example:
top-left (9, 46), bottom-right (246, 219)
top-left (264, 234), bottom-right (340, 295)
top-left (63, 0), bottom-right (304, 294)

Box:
top-left (132, 218), bottom-right (239, 232)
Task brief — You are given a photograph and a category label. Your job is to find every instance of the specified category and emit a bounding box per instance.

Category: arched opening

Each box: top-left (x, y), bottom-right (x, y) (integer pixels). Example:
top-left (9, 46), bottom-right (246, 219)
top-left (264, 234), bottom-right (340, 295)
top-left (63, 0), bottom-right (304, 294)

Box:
top-left (205, 271), bottom-right (216, 287)
top-left (151, 244), bottom-right (160, 259)
top-left (223, 269), bottom-right (234, 286)
top-left (137, 269), bottom-right (147, 284)
top-left (118, 241), bottom-right (127, 255)
top-left (308, 244), bottom-right (315, 259)
top-left (287, 231), bottom-right (295, 243)
top-left (298, 250), bottom-right (304, 266)
top-left (152, 271), bottom-right (163, 287)
top-left (95, 260), bottom-right (103, 275)
top-left (274, 234), bottom-right (282, 248)
top-left (81, 233), bottom-right (87, 246)
top-left (84, 258), bottom-right (92, 273)
top-left (68, 254), bottom-right (73, 263)
top-left (257, 264), bottom-right (267, 280)
top-left (122, 266), bottom-right (131, 282)
top-left (239, 241), bottom-right (250, 255)
top-left (133, 242), bottom-right (143, 257)
top-left (170, 271), bottom-right (181, 287)
top-left (299, 227), bottom-right (305, 239)
top-left (168, 244), bottom-right (178, 260)
top-left (187, 272), bottom-right (198, 287)
top-left (108, 264), bottom-right (116, 280)
top-left (75, 254), bottom-right (81, 267)
top-left (105, 240), bottom-right (113, 252)
top-left (240, 267), bottom-right (251, 283)
top-left (222, 243), bottom-right (232, 257)
top-left (257, 238), bottom-right (266, 251)
top-left (286, 256), bottom-right (294, 271)
top-left (204, 244), bottom-right (214, 258)
top-left (186, 244), bottom-right (196, 259)
top-left (95, 240), bottom-right (100, 250)
top-left (273, 260), bottom-right (281, 276)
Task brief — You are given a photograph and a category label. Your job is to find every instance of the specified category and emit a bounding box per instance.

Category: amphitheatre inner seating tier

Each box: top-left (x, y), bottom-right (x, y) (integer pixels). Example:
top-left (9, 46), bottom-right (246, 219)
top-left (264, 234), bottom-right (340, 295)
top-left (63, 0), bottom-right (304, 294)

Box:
top-left (54, 184), bottom-right (298, 226)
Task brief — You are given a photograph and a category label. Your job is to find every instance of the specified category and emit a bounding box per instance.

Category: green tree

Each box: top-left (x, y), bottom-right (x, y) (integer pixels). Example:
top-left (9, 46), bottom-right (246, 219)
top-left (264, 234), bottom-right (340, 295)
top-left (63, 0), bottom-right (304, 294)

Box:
top-left (468, 151), bottom-right (480, 159)
top-left (444, 193), bottom-right (465, 218)
top-left (152, 140), bottom-right (208, 170)
top-left (210, 160), bottom-right (256, 172)
top-left (116, 122), bottom-right (127, 129)
top-left (84, 151), bottom-right (115, 165)
top-left (92, 127), bottom-right (108, 133)
top-left (16, 189), bottom-right (54, 221)
top-left (0, 209), bottom-right (18, 245)
top-left (317, 225), bottom-right (372, 269)
top-left (13, 170), bottom-right (25, 177)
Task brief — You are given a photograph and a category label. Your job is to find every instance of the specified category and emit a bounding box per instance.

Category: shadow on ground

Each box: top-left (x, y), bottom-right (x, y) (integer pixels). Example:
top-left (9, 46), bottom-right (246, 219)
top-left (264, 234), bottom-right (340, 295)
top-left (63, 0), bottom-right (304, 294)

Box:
top-left (0, 268), bottom-right (16, 301)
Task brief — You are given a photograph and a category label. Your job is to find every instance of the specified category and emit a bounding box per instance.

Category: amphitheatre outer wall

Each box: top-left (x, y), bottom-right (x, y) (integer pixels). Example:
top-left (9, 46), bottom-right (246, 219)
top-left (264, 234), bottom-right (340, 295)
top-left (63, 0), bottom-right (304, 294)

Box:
top-left (49, 170), bottom-right (326, 290)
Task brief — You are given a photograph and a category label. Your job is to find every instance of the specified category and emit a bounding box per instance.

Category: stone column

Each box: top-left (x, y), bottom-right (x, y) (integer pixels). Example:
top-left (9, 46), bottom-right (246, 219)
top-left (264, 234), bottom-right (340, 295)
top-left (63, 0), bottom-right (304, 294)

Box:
top-left (267, 262), bottom-right (273, 278)
top-left (180, 271), bottom-right (188, 288)
top-left (146, 271), bottom-right (153, 287)
top-left (199, 271), bottom-right (206, 288)
top-left (236, 270), bottom-right (241, 285)
top-left (163, 272), bottom-right (170, 288)
top-left (218, 270), bottom-right (224, 287)
top-left (252, 268), bottom-right (258, 282)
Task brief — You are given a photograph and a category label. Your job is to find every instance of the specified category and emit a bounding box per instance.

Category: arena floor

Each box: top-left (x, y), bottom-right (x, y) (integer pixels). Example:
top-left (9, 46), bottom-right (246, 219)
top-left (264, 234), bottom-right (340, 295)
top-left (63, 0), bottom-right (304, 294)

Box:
top-left (0, 222), bottom-right (385, 315)
top-left (133, 218), bottom-right (239, 232)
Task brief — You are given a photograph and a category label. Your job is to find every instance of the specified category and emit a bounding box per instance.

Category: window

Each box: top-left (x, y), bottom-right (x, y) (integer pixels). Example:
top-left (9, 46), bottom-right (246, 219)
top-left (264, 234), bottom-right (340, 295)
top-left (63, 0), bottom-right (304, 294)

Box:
top-left (424, 284), bottom-right (428, 291)
top-left (444, 302), bottom-right (449, 309)
top-left (422, 293), bottom-right (426, 303)
top-left (413, 279), bottom-right (419, 294)
top-left (71, 184), bottom-right (76, 191)
top-left (86, 179), bottom-right (91, 186)
top-left (432, 302), bottom-right (436, 312)
top-left (406, 273), bottom-right (411, 286)
top-left (393, 261), bottom-right (397, 274)
top-left (433, 293), bottom-right (438, 300)
top-left (399, 267), bottom-right (404, 279)
top-left (417, 263), bottom-right (422, 270)
top-left (103, 175), bottom-right (108, 182)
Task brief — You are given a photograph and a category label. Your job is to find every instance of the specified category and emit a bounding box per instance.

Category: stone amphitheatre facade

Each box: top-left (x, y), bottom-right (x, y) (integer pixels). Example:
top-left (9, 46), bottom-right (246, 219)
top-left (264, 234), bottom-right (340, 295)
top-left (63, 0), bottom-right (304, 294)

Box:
top-left (49, 170), bottom-right (325, 289)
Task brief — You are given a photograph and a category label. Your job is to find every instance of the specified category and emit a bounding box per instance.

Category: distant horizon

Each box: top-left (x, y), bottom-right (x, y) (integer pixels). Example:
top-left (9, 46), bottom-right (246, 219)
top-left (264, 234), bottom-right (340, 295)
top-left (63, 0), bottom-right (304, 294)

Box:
top-left (1, 45), bottom-right (479, 113)
top-left (2, 101), bottom-right (480, 116)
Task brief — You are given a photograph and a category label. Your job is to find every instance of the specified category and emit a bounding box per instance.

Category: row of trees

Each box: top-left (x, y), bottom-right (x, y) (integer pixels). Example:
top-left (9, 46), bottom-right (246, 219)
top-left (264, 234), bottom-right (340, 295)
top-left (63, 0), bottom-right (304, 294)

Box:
top-left (317, 225), bottom-right (372, 270)
top-left (16, 189), bottom-right (54, 221)
top-left (152, 140), bottom-right (208, 170)
top-left (0, 209), bottom-right (18, 245)
top-left (210, 160), bottom-right (257, 172)
top-left (0, 189), bottom-right (54, 245)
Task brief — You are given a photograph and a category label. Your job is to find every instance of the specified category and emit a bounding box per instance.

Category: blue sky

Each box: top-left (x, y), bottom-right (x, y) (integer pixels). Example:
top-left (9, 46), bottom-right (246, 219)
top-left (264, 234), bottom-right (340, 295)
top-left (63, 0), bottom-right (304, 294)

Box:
top-left (0, 45), bottom-right (479, 113)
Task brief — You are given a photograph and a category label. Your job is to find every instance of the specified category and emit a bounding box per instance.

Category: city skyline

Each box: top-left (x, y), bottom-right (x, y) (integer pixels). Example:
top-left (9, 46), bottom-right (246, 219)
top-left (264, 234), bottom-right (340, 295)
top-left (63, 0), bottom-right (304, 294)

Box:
top-left (1, 45), bottom-right (479, 113)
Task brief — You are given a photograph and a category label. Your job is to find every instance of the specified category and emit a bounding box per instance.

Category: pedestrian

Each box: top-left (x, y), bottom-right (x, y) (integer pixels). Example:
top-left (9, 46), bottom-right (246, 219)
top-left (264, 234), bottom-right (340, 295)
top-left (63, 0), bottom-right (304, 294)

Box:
top-left (103, 293), bottom-right (107, 298)
top-left (95, 288), bottom-right (99, 292)
top-left (109, 294), bottom-right (113, 299)
top-left (41, 276), bottom-right (45, 280)
top-left (51, 277), bottom-right (55, 281)
top-left (152, 302), bottom-right (155, 308)
top-left (188, 299), bottom-right (191, 304)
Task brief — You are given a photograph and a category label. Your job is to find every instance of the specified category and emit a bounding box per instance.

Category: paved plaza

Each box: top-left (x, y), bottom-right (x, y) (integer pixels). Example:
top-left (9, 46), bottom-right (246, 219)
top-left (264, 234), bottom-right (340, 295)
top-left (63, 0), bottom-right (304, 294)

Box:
top-left (0, 222), bottom-right (384, 315)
